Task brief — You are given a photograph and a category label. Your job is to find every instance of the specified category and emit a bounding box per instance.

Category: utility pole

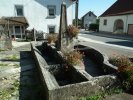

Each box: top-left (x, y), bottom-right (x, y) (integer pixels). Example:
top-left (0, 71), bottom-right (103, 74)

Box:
top-left (75, 0), bottom-right (79, 27)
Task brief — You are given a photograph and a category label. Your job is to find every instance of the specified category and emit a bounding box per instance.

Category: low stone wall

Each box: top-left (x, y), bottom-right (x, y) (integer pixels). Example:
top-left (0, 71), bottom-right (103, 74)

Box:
top-left (31, 42), bottom-right (119, 100)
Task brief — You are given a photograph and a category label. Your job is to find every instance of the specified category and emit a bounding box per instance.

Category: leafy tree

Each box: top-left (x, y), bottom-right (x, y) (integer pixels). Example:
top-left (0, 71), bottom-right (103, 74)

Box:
top-left (96, 18), bottom-right (100, 24)
top-left (73, 19), bottom-right (82, 28)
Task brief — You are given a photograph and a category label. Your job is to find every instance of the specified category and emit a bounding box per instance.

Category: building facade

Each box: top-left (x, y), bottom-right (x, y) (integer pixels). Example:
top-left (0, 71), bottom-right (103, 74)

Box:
top-left (0, 0), bottom-right (74, 38)
top-left (81, 11), bottom-right (97, 29)
top-left (99, 15), bottom-right (133, 35)
top-left (99, 0), bottom-right (133, 35)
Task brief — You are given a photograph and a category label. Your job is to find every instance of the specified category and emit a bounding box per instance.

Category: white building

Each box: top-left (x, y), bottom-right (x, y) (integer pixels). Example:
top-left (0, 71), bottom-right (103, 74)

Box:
top-left (0, 0), bottom-right (75, 38)
top-left (81, 11), bottom-right (97, 29)
top-left (99, 0), bottom-right (133, 35)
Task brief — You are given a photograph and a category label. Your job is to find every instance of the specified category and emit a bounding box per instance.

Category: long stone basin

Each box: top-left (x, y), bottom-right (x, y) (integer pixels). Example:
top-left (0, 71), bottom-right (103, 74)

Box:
top-left (31, 41), bottom-right (119, 100)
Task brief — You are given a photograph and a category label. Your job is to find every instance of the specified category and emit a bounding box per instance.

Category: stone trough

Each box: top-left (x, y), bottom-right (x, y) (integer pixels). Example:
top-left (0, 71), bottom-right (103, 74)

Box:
top-left (74, 44), bottom-right (118, 75)
top-left (31, 41), bottom-right (119, 100)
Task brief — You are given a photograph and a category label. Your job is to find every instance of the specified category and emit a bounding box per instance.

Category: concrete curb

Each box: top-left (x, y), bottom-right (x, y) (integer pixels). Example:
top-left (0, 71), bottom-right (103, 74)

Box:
top-left (80, 31), bottom-right (133, 41)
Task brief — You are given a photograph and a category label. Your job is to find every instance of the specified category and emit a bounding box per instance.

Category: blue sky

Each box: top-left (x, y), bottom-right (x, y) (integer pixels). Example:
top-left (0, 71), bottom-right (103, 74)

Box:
top-left (77, 0), bottom-right (117, 18)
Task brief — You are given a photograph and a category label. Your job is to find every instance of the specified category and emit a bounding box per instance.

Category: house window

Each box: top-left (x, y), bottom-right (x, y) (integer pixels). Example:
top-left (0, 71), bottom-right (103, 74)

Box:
top-left (89, 13), bottom-right (91, 16)
top-left (48, 26), bottom-right (55, 33)
top-left (48, 5), bottom-right (56, 17)
top-left (15, 5), bottom-right (24, 16)
top-left (15, 26), bottom-right (21, 34)
top-left (85, 24), bottom-right (88, 27)
top-left (103, 19), bottom-right (107, 25)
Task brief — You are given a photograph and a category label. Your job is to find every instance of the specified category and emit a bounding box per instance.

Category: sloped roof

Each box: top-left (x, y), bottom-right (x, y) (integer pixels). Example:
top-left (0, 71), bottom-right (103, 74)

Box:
top-left (71, 0), bottom-right (77, 1)
top-left (82, 11), bottom-right (97, 18)
top-left (100, 0), bottom-right (133, 17)
top-left (0, 17), bottom-right (29, 27)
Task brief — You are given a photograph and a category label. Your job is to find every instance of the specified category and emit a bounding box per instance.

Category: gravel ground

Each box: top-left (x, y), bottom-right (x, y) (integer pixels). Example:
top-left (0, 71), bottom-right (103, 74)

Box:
top-left (0, 44), bottom-right (44, 100)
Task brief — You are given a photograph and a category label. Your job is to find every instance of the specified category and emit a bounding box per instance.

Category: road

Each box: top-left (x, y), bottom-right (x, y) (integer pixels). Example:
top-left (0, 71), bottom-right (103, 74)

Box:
top-left (78, 32), bottom-right (133, 57)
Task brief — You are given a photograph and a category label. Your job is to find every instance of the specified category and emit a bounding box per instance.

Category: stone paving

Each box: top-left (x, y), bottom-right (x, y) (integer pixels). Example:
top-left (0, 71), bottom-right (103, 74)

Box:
top-left (0, 44), bottom-right (43, 100)
top-left (12, 41), bottom-right (30, 48)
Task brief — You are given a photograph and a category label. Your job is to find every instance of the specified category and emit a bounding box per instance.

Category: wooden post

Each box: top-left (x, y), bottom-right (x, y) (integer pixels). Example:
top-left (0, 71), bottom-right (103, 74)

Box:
top-left (20, 26), bottom-right (23, 39)
top-left (24, 26), bottom-right (26, 40)
top-left (13, 26), bottom-right (16, 40)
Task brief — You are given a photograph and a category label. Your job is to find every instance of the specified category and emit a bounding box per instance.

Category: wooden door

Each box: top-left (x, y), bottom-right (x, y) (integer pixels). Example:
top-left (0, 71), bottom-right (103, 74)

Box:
top-left (128, 24), bottom-right (133, 35)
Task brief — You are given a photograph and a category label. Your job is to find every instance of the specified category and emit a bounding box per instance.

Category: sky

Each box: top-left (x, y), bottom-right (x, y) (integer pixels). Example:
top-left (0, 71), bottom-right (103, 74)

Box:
top-left (77, 0), bottom-right (117, 18)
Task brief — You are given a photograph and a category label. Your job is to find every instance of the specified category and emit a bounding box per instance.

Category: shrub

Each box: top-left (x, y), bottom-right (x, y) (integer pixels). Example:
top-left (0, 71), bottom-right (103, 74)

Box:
top-left (66, 25), bottom-right (79, 38)
top-left (47, 34), bottom-right (57, 44)
top-left (25, 30), bottom-right (34, 40)
top-left (63, 50), bottom-right (84, 66)
top-left (109, 56), bottom-right (133, 91)
top-left (89, 24), bottom-right (99, 31)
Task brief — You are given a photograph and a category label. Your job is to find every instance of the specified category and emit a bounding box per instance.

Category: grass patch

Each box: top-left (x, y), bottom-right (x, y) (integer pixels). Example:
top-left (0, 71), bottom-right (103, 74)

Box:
top-left (13, 64), bottom-right (20, 68)
top-left (17, 39), bottom-right (32, 42)
top-left (5, 55), bottom-right (19, 60)
top-left (13, 80), bottom-right (20, 90)
top-left (26, 39), bottom-right (32, 42)
top-left (81, 87), bottom-right (123, 100)
top-left (0, 81), bottom-right (19, 100)
top-left (0, 49), bottom-right (5, 52)
top-left (0, 63), bottom-right (8, 67)
top-left (0, 88), bottom-right (14, 100)
top-left (0, 63), bottom-right (20, 68)
top-left (0, 80), bottom-right (20, 100)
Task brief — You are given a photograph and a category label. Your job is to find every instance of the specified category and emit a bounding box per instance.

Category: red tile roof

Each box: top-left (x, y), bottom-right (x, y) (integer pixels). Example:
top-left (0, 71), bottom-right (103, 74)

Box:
top-left (100, 0), bottom-right (133, 17)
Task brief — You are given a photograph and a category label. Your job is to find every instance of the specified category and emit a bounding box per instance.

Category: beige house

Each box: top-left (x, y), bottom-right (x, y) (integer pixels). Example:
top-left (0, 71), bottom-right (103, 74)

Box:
top-left (99, 0), bottom-right (133, 35)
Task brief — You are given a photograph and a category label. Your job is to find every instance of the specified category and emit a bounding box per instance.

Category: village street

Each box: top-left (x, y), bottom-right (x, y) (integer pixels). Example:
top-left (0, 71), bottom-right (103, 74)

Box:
top-left (1, 0), bottom-right (133, 99)
top-left (78, 31), bottom-right (133, 58)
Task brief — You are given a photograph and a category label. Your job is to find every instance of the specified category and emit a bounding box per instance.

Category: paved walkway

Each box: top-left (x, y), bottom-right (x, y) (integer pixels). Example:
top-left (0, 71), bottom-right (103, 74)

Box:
top-left (0, 44), bottom-right (43, 100)
top-left (12, 41), bottom-right (30, 48)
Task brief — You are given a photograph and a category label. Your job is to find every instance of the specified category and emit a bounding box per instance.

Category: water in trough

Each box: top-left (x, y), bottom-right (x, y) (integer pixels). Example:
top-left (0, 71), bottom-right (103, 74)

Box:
top-left (39, 44), bottom-right (105, 86)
